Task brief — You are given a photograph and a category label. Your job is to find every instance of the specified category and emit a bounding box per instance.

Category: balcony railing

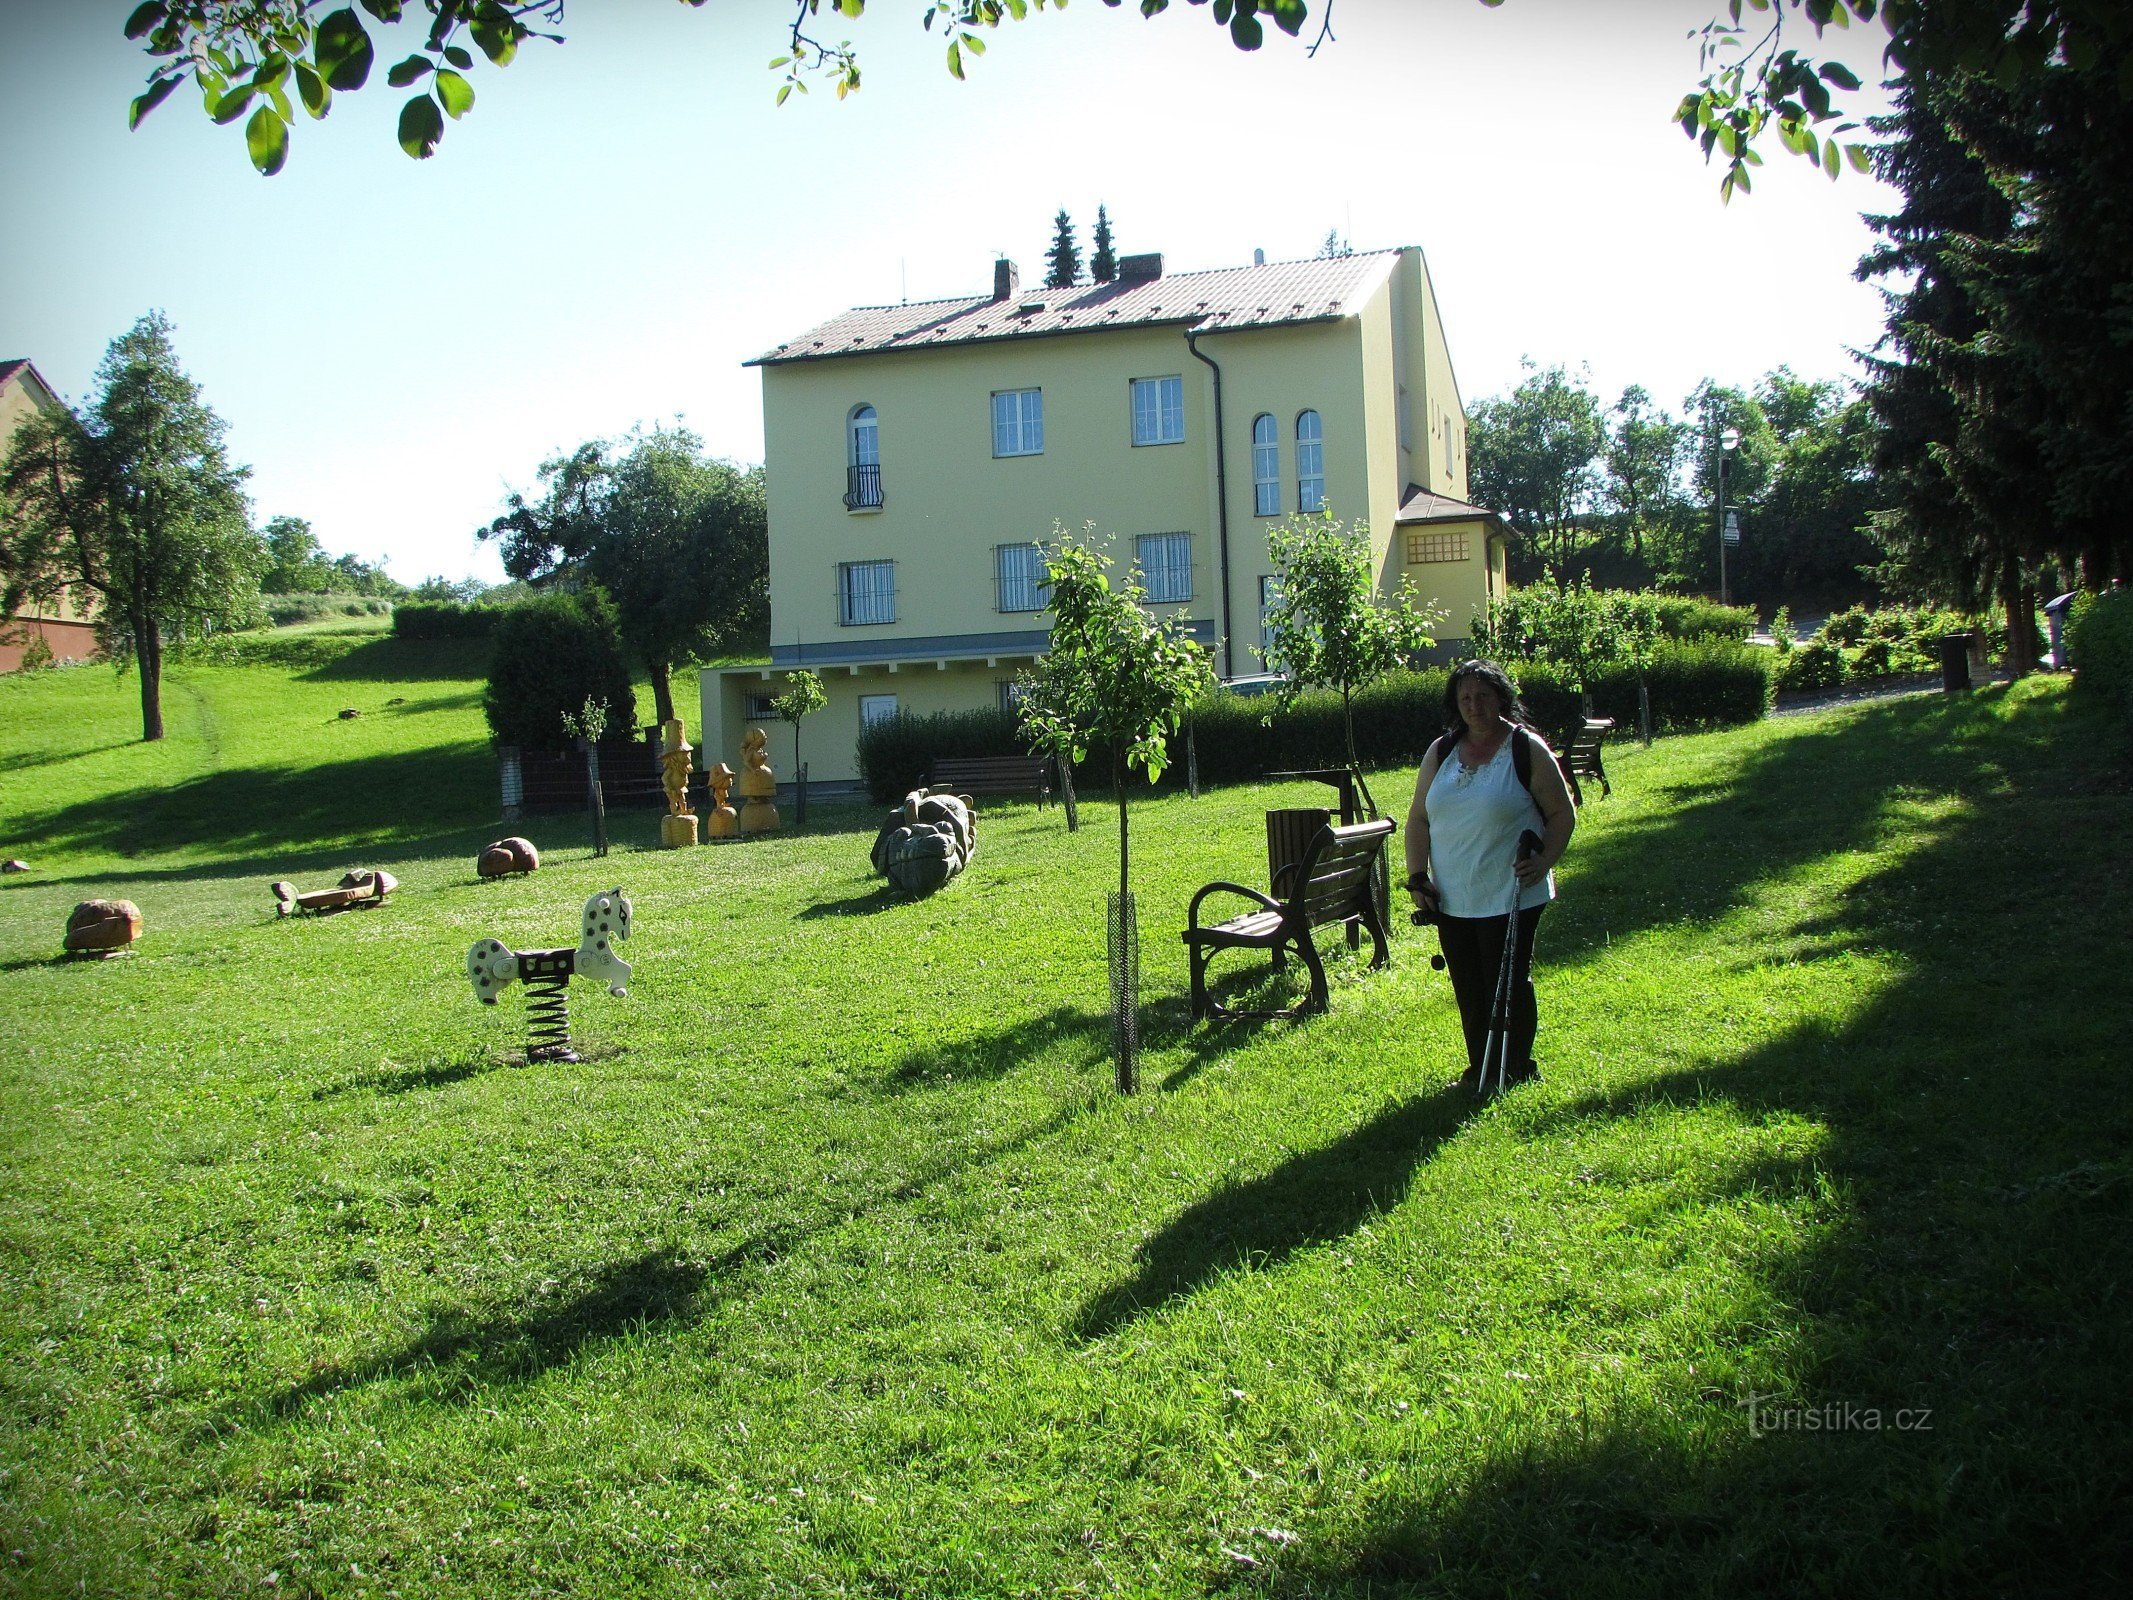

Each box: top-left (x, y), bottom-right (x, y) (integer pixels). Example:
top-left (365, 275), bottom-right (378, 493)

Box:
top-left (844, 463), bottom-right (884, 510)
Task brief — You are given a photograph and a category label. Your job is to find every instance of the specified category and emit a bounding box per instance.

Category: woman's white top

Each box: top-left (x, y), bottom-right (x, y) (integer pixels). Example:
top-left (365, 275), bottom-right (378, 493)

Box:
top-left (1425, 734), bottom-right (1555, 917)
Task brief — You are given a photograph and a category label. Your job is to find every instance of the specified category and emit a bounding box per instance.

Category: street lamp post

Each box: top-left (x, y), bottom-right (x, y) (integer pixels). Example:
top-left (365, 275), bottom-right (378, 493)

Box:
top-left (1717, 426), bottom-right (1741, 606)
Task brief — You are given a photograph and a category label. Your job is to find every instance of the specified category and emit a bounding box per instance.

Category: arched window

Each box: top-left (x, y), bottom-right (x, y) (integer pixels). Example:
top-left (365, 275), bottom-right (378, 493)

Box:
top-left (1251, 413), bottom-right (1279, 516)
top-left (845, 404), bottom-right (882, 509)
top-left (1296, 410), bottom-right (1324, 513)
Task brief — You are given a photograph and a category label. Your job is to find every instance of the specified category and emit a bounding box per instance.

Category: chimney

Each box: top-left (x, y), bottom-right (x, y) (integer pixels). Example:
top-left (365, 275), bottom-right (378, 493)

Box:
top-left (993, 258), bottom-right (1020, 302)
top-left (1118, 252), bottom-right (1164, 282)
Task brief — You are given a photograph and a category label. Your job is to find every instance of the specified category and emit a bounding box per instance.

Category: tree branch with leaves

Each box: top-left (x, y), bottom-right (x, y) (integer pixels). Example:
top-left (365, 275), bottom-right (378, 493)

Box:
top-left (1260, 514), bottom-right (1440, 820)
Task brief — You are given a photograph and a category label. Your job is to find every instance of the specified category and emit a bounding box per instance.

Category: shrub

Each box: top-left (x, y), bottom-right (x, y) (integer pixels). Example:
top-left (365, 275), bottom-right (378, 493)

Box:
top-left (1780, 638), bottom-right (1849, 692)
top-left (2069, 588), bottom-right (2133, 729)
top-left (1813, 604), bottom-right (1971, 677)
top-left (1590, 639), bottom-right (1775, 731)
top-left (394, 600), bottom-right (502, 640)
top-left (482, 591), bottom-right (636, 750)
top-left (1649, 595), bottom-right (1754, 643)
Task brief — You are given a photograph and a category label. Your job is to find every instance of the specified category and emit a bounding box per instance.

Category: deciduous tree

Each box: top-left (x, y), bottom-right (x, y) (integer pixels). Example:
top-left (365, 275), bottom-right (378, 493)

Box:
top-left (1016, 533), bottom-right (1210, 1092)
top-left (482, 425), bottom-right (767, 726)
top-left (1467, 362), bottom-right (1604, 584)
top-left (1260, 513), bottom-right (1440, 819)
top-left (1, 312), bottom-right (261, 741)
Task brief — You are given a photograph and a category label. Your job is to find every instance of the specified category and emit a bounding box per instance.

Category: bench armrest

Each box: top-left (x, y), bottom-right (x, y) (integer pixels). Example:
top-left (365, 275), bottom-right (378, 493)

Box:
top-left (1187, 880), bottom-right (1281, 931)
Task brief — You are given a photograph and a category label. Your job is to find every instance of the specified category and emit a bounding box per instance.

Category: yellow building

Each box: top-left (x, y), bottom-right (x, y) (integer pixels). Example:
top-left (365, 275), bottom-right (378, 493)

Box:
top-left (1, 358), bottom-right (100, 672)
top-left (702, 248), bottom-right (1508, 784)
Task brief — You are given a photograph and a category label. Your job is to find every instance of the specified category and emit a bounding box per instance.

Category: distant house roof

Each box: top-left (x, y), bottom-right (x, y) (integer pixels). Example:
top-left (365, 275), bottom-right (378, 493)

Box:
top-left (1397, 486), bottom-right (1514, 534)
top-left (748, 249), bottom-right (1408, 367)
top-left (0, 358), bottom-right (61, 406)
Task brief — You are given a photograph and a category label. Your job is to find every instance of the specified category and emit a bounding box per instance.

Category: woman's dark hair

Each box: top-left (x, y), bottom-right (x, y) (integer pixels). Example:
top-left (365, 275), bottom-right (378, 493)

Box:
top-left (1442, 658), bottom-right (1528, 735)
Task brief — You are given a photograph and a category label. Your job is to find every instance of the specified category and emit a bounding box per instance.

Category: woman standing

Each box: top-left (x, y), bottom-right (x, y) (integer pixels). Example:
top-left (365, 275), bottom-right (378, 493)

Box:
top-left (1404, 660), bottom-right (1576, 1090)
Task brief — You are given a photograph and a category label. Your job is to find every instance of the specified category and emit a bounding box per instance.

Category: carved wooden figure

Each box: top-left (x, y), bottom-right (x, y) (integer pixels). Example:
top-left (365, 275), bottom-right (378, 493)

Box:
top-left (705, 761), bottom-right (738, 841)
top-left (659, 718), bottom-right (698, 848)
top-left (738, 727), bottom-right (779, 834)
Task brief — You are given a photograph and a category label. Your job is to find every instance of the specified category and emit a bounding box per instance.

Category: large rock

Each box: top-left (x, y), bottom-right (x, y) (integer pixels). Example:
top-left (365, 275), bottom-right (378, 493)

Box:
top-left (65, 899), bottom-right (141, 953)
top-left (478, 837), bottom-right (540, 877)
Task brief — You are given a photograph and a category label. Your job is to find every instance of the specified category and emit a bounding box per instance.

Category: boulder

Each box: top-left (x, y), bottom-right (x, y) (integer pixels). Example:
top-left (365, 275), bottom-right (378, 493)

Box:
top-left (478, 837), bottom-right (540, 877)
top-left (65, 899), bottom-right (141, 954)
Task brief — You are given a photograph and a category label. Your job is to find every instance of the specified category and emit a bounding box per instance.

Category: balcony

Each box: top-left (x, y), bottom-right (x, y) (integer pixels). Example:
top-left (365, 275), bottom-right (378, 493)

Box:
top-left (844, 463), bottom-right (884, 511)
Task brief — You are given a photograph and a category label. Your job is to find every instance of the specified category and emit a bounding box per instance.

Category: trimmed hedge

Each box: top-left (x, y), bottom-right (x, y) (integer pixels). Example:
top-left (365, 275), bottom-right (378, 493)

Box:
top-left (859, 643), bottom-right (1771, 803)
top-left (857, 708), bottom-right (1028, 803)
top-left (2069, 588), bottom-right (2133, 734)
top-left (394, 600), bottom-right (503, 640)
top-left (1650, 595), bottom-right (1754, 643)
top-left (482, 591), bottom-right (636, 751)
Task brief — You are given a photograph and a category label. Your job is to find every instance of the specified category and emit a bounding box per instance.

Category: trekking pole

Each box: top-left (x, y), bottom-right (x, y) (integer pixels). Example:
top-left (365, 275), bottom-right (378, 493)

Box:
top-left (1479, 829), bottom-right (1544, 1097)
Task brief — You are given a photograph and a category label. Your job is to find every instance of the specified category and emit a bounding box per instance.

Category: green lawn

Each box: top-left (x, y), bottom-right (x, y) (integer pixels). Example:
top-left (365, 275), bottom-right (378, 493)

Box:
top-left (2, 638), bottom-right (2128, 1597)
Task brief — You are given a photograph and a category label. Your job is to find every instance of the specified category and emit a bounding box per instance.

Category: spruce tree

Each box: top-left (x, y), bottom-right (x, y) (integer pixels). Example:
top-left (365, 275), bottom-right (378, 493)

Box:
top-left (1044, 208), bottom-right (1081, 290)
top-left (1090, 205), bottom-right (1117, 283)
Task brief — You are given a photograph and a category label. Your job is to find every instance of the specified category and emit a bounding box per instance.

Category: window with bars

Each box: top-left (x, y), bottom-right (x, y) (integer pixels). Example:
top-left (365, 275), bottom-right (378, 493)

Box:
top-left (996, 542), bottom-right (1047, 612)
top-left (1406, 530), bottom-right (1471, 564)
top-left (1252, 413), bottom-right (1279, 515)
top-left (859, 693), bottom-right (899, 728)
top-left (1136, 531), bottom-right (1192, 603)
top-left (1131, 376), bottom-right (1184, 446)
top-left (1297, 410), bottom-right (1325, 513)
top-left (838, 559), bottom-right (895, 626)
top-left (992, 388), bottom-right (1043, 456)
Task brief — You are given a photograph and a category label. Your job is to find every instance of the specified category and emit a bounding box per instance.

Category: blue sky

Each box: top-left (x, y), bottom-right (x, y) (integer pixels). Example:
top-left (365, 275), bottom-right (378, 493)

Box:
top-left (0, 0), bottom-right (1900, 584)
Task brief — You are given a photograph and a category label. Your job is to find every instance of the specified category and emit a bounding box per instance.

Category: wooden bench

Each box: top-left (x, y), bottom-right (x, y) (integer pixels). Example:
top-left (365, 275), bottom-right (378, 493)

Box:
top-left (925, 754), bottom-right (1052, 807)
top-left (1182, 817), bottom-right (1395, 1021)
top-left (1559, 717), bottom-right (1613, 806)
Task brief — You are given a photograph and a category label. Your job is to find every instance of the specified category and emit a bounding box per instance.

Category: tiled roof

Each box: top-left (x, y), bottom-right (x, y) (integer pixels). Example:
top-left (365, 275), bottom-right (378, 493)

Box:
top-left (749, 250), bottom-right (1407, 366)
top-left (1396, 486), bottom-right (1510, 529)
top-left (0, 359), bottom-right (29, 386)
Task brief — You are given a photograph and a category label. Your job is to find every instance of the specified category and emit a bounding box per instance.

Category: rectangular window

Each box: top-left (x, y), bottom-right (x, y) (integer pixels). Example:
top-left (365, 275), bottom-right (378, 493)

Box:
top-left (1252, 426), bottom-right (1280, 516)
top-left (1131, 376), bottom-right (1185, 446)
top-left (1136, 531), bottom-right (1192, 604)
top-left (859, 693), bottom-right (899, 728)
top-left (838, 559), bottom-right (896, 626)
top-left (997, 678), bottom-right (1030, 715)
top-left (744, 691), bottom-right (778, 721)
top-left (995, 541), bottom-right (1047, 613)
top-left (1406, 530), bottom-right (1471, 564)
top-left (992, 388), bottom-right (1043, 457)
top-left (1259, 574), bottom-right (1281, 665)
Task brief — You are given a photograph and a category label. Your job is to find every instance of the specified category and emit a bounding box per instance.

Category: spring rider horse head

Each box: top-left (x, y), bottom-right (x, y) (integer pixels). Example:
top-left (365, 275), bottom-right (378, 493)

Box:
top-left (466, 887), bottom-right (632, 1063)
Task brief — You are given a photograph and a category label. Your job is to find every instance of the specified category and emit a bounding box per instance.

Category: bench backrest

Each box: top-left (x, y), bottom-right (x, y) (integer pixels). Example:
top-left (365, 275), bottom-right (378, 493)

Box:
top-left (1563, 717), bottom-right (1612, 775)
top-left (926, 755), bottom-right (1051, 794)
top-left (1280, 817), bottom-right (1393, 926)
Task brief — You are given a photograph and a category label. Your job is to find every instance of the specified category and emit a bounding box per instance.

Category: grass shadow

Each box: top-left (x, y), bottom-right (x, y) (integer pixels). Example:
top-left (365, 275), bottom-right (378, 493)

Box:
top-left (294, 637), bottom-right (494, 683)
top-left (310, 1050), bottom-right (514, 1099)
top-left (1254, 685), bottom-right (2133, 1594)
top-left (6, 747), bottom-right (497, 872)
top-left (1072, 1091), bottom-right (1481, 1340)
top-left (257, 1249), bottom-right (704, 1422)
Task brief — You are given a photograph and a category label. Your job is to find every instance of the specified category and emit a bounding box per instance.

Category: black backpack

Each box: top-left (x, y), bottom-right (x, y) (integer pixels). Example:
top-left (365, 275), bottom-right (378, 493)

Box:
top-left (1429, 725), bottom-right (1572, 804)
